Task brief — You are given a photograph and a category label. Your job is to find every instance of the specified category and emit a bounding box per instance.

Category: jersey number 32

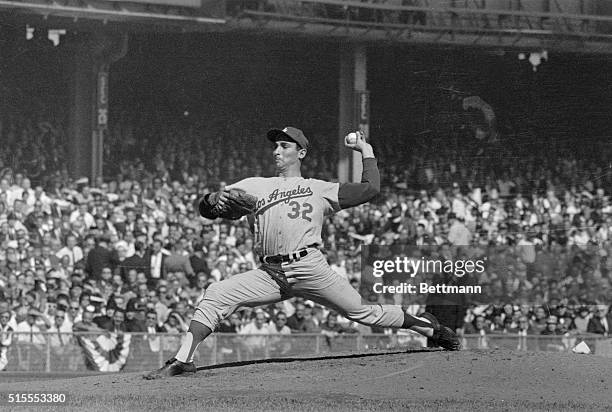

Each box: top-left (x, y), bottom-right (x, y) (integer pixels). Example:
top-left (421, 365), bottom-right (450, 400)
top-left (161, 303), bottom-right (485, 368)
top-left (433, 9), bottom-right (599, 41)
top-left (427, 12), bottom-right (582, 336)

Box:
top-left (287, 201), bottom-right (313, 222)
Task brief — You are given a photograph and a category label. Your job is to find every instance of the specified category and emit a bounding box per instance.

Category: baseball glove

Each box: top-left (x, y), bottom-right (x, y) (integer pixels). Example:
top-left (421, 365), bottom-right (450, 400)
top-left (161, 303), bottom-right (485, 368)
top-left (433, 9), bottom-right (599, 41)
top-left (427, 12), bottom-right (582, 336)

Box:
top-left (208, 189), bottom-right (257, 220)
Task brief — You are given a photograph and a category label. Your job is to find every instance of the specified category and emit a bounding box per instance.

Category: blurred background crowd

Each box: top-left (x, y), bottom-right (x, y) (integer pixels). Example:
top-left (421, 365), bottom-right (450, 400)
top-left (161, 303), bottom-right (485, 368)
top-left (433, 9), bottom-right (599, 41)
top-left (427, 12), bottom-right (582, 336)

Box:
top-left (0, 106), bottom-right (611, 371)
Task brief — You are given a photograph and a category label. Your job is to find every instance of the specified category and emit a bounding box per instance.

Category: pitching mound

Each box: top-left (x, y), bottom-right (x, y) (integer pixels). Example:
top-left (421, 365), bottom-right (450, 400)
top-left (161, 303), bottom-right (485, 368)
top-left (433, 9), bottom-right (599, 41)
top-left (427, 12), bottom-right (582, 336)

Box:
top-left (3, 349), bottom-right (611, 411)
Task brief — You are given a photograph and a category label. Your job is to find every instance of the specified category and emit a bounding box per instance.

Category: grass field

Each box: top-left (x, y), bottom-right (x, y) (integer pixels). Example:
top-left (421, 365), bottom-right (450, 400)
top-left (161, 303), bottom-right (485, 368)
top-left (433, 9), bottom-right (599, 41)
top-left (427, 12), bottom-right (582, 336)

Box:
top-left (2, 349), bottom-right (611, 411)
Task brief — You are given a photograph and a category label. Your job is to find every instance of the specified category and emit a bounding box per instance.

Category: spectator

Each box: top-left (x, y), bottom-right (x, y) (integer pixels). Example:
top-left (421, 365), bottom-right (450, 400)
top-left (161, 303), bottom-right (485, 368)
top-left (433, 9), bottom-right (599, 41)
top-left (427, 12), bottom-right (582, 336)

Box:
top-left (72, 308), bottom-right (104, 332)
top-left (85, 236), bottom-right (114, 280)
top-left (571, 306), bottom-right (591, 333)
top-left (161, 311), bottom-right (183, 352)
top-left (531, 306), bottom-right (548, 334)
top-left (143, 310), bottom-right (166, 353)
top-left (14, 309), bottom-right (47, 371)
top-left (66, 300), bottom-right (82, 324)
top-left (301, 304), bottom-right (320, 333)
top-left (320, 312), bottom-right (357, 349)
top-left (267, 311), bottom-right (291, 356)
top-left (15, 309), bottom-right (48, 345)
top-left (515, 315), bottom-right (534, 351)
top-left (56, 234), bottom-right (83, 268)
top-left (268, 311), bottom-right (291, 335)
top-left (164, 241), bottom-right (195, 280)
top-left (463, 315), bottom-right (489, 349)
top-left (447, 213), bottom-right (472, 246)
top-left (149, 239), bottom-right (168, 280)
top-left (124, 299), bottom-right (146, 332)
top-left (219, 312), bottom-right (243, 333)
top-left (286, 302), bottom-right (307, 333)
top-left (541, 316), bottom-right (563, 336)
top-left (587, 305), bottom-right (611, 336)
top-left (190, 243), bottom-right (209, 277)
top-left (0, 310), bottom-right (13, 371)
top-left (48, 308), bottom-right (74, 357)
top-left (239, 310), bottom-right (269, 359)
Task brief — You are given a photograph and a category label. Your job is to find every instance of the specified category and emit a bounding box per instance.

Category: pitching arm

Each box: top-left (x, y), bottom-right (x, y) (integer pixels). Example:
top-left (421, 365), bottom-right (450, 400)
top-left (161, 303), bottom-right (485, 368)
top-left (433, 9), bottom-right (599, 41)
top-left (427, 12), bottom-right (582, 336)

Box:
top-left (338, 133), bottom-right (380, 208)
top-left (338, 158), bottom-right (380, 209)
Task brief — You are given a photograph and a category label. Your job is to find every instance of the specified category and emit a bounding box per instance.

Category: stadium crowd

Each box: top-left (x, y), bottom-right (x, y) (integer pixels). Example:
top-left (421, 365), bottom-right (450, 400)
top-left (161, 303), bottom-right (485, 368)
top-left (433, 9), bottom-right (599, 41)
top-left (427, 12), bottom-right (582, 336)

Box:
top-left (0, 113), bottom-right (611, 371)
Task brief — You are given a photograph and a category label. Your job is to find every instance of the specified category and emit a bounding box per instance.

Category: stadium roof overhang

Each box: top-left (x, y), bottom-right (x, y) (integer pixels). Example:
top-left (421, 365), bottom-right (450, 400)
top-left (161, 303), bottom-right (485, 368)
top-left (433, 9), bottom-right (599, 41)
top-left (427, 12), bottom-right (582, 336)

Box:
top-left (0, 0), bottom-right (611, 54)
top-left (0, 0), bottom-right (226, 32)
top-left (230, 13), bottom-right (612, 55)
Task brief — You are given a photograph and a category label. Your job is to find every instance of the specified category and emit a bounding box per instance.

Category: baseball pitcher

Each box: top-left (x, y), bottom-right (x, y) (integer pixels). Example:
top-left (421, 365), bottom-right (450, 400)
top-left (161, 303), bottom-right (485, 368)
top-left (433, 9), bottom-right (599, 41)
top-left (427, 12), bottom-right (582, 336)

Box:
top-left (144, 127), bottom-right (459, 379)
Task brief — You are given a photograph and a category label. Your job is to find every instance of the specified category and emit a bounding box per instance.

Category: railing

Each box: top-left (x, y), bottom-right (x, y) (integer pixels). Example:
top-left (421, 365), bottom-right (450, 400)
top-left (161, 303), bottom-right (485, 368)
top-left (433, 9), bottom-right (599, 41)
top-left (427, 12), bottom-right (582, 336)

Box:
top-left (105, 0), bottom-right (203, 7)
top-left (0, 0), bottom-right (227, 24)
top-left (1, 331), bottom-right (610, 373)
top-left (3, 0), bottom-right (612, 36)
top-left (230, 0), bottom-right (612, 36)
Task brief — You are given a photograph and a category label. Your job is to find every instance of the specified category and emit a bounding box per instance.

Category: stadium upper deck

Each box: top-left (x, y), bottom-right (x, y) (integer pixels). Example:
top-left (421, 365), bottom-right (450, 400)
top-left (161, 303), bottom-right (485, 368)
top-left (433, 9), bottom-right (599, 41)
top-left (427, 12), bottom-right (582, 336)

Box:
top-left (0, 0), bottom-right (611, 53)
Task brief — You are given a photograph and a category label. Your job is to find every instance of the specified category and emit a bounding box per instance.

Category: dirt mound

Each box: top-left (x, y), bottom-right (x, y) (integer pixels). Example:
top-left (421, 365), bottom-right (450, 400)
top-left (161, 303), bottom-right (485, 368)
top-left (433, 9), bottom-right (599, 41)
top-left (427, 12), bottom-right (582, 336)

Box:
top-left (3, 349), bottom-right (611, 411)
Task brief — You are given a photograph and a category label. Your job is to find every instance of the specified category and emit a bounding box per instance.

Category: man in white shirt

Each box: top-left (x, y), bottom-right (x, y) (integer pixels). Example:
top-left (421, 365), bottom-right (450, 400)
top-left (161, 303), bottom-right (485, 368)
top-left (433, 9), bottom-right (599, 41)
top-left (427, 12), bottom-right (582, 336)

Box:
top-left (48, 309), bottom-right (73, 352)
top-left (144, 310), bottom-right (166, 353)
top-left (14, 310), bottom-right (47, 361)
top-left (0, 301), bottom-right (18, 331)
top-left (267, 311), bottom-right (291, 355)
top-left (447, 213), bottom-right (472, 246)
top-left (69, 204), bottom-right (95, 229)
top-left (239, 310), bottom-right (269, 359)
top-left (0, 310), bottom-right (13, 371)
top-left (56, 234), bottom-right (84, 267)
top-left (451, 184), bottom-right (467, 220)
top-left (150, 239), bottom-right (169, 280)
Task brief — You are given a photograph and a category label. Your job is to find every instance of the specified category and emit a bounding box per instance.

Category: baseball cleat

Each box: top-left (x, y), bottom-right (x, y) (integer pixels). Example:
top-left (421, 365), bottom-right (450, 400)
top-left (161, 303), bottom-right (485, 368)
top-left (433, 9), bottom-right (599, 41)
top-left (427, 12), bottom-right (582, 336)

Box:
top-left (421, 312), bottom-right (461, 351)
top-left (143, 358), bottom-right (196, 380)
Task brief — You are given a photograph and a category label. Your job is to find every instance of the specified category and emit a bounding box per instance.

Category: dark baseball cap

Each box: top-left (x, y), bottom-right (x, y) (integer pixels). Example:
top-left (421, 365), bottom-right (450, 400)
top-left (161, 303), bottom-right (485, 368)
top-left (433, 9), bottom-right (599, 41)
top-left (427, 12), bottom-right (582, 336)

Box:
top-left (267, 127), bottom-right (309, 150)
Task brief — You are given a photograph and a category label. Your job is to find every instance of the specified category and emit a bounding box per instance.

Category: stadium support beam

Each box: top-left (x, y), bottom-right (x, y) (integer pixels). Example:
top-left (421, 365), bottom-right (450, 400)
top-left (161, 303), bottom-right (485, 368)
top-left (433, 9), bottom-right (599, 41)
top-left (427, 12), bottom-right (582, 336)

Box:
top-left (66, 32), bottom-right (127, 181)
top-left (338, 43), bottom-right (368, 183)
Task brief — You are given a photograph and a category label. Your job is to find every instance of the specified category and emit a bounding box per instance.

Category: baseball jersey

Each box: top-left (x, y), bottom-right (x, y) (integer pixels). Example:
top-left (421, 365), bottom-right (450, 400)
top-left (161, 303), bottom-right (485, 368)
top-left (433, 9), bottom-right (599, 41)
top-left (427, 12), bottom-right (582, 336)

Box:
top-left (227, 177), bottom-right (340, 255)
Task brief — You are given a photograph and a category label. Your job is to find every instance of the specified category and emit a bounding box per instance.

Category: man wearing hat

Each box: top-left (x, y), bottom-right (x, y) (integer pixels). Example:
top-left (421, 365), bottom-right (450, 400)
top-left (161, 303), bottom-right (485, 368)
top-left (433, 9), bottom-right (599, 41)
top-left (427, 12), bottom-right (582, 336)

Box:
top-left (540, 315), bottom-right (563, 336)
top-left (124, 298), bottom-right (146, 332)
top-left (145, 127), bottom-right (459, 379)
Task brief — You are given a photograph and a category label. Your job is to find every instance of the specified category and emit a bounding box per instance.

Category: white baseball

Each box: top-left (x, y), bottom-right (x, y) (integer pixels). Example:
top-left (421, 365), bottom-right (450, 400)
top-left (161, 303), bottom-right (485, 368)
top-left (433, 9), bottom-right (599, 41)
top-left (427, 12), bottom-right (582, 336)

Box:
top-left (346, 132), bottom-right (358, 145)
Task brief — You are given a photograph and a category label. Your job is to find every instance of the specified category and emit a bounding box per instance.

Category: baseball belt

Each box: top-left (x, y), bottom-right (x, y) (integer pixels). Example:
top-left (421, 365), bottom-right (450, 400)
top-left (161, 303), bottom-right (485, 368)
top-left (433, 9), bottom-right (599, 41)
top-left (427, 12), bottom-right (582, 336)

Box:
top-left (258, 243), bottom-right (318, 265)
top-left (258, 245), bottom-right (318, 297)
top-left (259, 249), bottom-right (308, 265)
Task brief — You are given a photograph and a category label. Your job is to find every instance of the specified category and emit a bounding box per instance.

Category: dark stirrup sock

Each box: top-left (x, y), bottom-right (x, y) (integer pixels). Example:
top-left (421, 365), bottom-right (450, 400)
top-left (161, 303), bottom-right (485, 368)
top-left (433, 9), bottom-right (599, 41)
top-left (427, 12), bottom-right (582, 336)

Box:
top-left (175, 321), bottom-right (212, 363)
top-left (402, 313), bottom-right (433, 329)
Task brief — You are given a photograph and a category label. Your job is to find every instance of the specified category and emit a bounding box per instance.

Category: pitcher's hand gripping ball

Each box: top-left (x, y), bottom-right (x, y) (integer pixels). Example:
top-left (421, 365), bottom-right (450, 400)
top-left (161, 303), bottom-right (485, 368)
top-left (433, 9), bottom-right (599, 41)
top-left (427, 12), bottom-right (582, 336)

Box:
top-left (208, 189), bottom-right (257, 220)
top-left (345, 131), bottom-right (363, 145)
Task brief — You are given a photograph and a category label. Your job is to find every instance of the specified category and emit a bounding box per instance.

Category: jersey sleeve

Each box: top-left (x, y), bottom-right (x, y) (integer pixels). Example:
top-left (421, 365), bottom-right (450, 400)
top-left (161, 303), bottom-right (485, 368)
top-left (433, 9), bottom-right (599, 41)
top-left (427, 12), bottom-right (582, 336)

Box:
top-left (315, 180), bottom-right (341, 215)
top-left (337, 157), bottom-right (380, 209)
top-left (226, 178), bottom-right (261, 195)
